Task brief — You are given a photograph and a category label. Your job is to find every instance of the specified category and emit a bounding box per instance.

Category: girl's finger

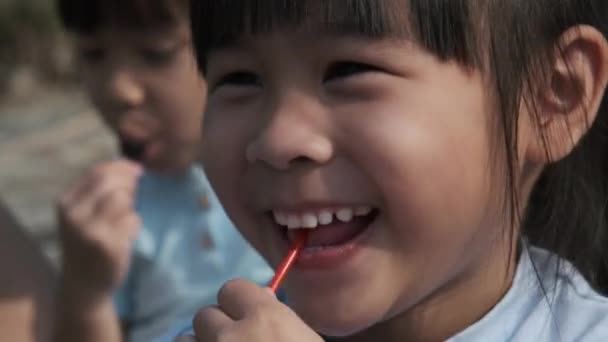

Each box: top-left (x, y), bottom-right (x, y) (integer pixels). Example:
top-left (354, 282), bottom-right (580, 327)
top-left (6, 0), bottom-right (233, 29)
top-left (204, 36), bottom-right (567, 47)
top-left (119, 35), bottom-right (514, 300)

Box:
top-left (193, 305), bottom-right (233, 341)
top-left (67, 160), bottom-right (140, 205)
top-left (70, 160), bottom-right (142, 201)
top-left (114, 212), bottom-right (141, 241)
top-left (217, 279), bottom-right (276, 320)
top-left (70, 172), bottom-right (138, 224)
top-left (91, 211), bottom-right (141, 243)
top-left (92, 189), bottom-right (135, 224)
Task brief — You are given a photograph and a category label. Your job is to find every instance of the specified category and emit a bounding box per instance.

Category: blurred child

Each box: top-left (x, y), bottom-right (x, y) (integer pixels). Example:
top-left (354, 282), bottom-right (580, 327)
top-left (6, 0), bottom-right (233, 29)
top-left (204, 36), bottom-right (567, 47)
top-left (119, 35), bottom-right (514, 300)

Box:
top-left (178, 1), bottom-right (608, 341)
top-left (53, 1), bottom-right (272, 341)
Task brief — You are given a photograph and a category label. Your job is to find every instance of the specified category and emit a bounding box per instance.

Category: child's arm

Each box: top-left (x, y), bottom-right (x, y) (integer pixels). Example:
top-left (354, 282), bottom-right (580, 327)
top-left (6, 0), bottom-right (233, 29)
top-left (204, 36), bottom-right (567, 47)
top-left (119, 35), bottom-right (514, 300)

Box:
top-left (0, 202), bottom-right (55, 342)
top-left (55, 289), bottom-right (123, 342)
top-left (54, 160), bottom-right (142, 342)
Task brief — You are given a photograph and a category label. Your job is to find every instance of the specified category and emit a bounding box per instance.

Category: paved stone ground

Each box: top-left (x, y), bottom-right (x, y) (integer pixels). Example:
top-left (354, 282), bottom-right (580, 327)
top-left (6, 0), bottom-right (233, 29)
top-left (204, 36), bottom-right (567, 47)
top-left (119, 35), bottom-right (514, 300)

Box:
top-left (0, 86), bottom-right (115, 266)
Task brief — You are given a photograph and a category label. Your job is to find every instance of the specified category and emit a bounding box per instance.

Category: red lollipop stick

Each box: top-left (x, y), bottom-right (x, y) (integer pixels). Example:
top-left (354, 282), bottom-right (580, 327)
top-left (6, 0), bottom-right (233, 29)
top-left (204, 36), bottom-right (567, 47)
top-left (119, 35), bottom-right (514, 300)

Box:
top-left (269, 230), bottom-right (309, 293)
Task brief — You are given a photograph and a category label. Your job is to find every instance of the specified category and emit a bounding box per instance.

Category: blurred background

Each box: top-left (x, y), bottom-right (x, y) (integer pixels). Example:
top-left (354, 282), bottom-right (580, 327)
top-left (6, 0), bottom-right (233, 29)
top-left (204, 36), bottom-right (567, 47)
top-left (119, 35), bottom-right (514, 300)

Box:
top-left (0, 0), bottom-right (114, 266)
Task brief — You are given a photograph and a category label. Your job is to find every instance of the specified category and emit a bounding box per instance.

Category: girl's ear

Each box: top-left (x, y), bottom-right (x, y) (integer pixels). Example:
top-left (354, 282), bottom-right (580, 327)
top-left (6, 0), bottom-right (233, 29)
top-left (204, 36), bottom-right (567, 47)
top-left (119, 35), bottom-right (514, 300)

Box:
top-left (525, 25), bottom-right (608, 163)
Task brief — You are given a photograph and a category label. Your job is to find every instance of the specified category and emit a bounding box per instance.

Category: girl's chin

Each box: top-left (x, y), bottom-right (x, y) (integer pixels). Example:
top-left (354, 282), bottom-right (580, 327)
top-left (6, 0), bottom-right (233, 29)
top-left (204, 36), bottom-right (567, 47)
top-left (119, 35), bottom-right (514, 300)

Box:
top-left (287, 293), bottom-right (387, 338)
top-left (304, 311), bottom-right (381, 338)
top-left (280, 252), bottom-right (395, 337)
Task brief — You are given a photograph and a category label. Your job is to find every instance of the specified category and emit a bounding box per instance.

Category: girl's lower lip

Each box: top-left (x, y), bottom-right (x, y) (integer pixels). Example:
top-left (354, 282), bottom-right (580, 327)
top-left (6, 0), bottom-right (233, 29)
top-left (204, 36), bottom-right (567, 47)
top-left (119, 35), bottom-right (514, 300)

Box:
top-left (141, 141), bottom-right (163, 164)
top-left (278, 217), bottom-right (377, 270)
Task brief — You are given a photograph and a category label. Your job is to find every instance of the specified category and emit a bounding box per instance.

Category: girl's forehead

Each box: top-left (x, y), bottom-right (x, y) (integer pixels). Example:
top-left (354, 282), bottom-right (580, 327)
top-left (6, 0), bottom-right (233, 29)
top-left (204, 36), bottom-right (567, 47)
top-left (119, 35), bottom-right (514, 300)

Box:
top-left (193, 0), bottom-right (411, 49)
top-left (60, 0), bottom-right (188, 34)
top-left (75, 24), bottom-right (189, 46)
top-left (192, 0), bottom-right (485, 71)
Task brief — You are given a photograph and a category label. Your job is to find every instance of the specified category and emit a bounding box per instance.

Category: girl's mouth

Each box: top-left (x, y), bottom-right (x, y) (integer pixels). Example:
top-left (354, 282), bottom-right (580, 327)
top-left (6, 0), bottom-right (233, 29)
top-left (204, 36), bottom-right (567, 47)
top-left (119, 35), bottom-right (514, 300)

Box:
top-left (120, 138), bottom-right (147, 162)
top-left (119, 137), bottom-right (165, 168)
top-left (271, 206), bottom-right (379, 268)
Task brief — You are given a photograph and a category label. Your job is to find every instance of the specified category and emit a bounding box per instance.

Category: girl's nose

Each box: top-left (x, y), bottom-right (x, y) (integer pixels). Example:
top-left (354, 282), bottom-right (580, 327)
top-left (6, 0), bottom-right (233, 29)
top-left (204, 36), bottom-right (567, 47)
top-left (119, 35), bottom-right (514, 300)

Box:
top-left (245, 95), bottom-right (334, 170)
top-left (105, 67), bottom-right (145, 111)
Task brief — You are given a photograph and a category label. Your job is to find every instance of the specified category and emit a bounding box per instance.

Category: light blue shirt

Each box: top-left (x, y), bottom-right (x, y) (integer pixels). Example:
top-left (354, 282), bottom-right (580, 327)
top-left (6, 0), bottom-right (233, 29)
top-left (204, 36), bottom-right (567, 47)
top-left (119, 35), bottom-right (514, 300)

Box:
top-left (164, 246), bottom-right (608, 341)
top-left (448, 246), bottom-right (608, 341)
top-left (114, 165), bottom-right (273, 342)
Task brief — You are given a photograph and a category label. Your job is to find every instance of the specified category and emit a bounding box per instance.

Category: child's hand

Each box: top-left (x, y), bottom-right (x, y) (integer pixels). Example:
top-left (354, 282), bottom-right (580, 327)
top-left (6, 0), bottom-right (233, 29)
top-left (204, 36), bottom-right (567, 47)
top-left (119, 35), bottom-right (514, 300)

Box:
top-left (57, 160), bottom-right (142, 300)
top-left (190, 279), bottom-right (324, 342)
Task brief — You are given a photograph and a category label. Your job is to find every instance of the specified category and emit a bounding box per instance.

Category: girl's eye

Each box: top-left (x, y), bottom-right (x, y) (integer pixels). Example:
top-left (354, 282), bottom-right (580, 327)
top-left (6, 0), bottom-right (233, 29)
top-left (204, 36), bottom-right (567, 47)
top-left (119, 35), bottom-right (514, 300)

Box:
top-left (323, 61), bottom-right (380, 82)
top-left (140, 47), bottom-right (177, 65)
top-left (213, 71), bottom-right (261, 89)
top-left (79, 47), bottom-right (106, 64)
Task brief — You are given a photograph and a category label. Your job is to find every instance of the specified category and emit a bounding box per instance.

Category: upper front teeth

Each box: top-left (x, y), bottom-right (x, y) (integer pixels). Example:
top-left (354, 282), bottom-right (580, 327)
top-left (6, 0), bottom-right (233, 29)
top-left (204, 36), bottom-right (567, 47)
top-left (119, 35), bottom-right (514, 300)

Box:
top-left (287, 215), bottom-right (301, 229)
top-left (336, 208), bottom-right (353, 222)
top-left (301, 213), bottom-right (318, 228)
top-left (273, 206), bottom-right (373, 230)
top-left (318, 210), bottom-right (333, 225)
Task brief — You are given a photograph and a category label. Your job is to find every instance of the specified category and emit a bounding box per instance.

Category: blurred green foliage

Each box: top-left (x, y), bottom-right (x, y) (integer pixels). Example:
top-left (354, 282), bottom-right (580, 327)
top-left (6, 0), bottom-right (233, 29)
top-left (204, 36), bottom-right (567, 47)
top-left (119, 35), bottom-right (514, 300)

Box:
top-left (0, 0), bottom-right (70, 94)
top-left (0, 0), bottom-right (60, 41)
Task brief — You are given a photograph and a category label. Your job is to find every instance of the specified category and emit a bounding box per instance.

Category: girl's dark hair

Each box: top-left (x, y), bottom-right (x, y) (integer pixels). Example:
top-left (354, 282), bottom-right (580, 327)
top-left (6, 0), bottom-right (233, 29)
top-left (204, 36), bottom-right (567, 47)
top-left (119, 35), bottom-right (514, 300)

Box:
top-left (190, 1), bottom-right (608, 293)
top-left (57, 0), bottom-right (189, 33)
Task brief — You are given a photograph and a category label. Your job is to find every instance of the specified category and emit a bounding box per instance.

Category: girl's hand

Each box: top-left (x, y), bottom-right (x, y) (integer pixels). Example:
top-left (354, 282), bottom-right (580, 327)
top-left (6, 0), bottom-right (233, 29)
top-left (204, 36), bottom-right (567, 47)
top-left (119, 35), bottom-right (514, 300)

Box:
top-left (190, 279), bottom-right (324, 342)
top-left (57, 160), bottom-right (142, 301)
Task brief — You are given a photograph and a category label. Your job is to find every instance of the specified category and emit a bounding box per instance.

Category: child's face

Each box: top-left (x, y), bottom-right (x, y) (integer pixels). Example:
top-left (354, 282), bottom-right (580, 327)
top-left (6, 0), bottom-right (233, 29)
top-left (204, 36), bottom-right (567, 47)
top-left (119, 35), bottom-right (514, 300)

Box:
top-left (75, 19), bottom-right (205, 173)
top-left (202, 31), bottom-right (512, 336)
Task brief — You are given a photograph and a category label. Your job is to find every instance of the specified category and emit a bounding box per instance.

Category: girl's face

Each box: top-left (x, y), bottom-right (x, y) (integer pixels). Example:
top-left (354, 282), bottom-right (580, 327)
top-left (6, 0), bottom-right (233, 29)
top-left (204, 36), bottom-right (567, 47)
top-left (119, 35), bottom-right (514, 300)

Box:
top-left (202, 31), bottom-right (514, 337)
top-left (76, 19), bottom-right (206, 174)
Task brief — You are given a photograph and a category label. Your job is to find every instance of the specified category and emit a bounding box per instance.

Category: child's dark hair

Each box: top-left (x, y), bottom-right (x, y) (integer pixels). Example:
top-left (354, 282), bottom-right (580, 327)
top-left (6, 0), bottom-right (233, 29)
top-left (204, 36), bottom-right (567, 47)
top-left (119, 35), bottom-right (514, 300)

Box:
top-left (57, 0), bottom-right (189, 33)
top-left (190, 1), bottom-right (608, 293)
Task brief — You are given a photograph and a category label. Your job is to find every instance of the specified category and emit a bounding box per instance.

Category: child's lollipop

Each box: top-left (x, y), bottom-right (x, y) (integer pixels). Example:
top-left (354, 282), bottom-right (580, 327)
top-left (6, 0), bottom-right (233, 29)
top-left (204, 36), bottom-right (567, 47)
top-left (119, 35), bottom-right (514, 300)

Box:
top-left (269, 230), bottom-right (309, 293)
